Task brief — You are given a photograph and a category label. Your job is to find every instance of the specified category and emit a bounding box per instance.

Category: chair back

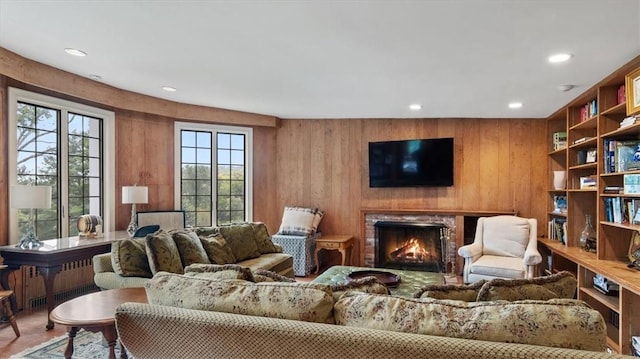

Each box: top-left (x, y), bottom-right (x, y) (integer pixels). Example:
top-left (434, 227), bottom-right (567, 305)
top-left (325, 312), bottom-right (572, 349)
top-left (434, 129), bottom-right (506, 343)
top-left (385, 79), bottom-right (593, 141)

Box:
top-left (479, 215), bottom-right (532, 258)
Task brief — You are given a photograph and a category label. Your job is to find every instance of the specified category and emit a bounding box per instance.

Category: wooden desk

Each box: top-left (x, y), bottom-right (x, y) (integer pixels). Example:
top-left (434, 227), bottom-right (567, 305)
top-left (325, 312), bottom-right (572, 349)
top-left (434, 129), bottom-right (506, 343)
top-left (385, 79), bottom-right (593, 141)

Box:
top-left (50, 287), bottom-right (147, 359)
top-left (0, 231), bottom-right (128, 329)
top-left (314, 235), bottom-right (354, 273)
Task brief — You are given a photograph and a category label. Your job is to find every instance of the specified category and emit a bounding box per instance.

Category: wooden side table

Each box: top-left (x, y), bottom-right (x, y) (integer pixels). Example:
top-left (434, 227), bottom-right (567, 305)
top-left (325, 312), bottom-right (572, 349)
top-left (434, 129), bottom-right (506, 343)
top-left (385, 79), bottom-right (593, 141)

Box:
top-left (314, 235), bottom-right (354, 273)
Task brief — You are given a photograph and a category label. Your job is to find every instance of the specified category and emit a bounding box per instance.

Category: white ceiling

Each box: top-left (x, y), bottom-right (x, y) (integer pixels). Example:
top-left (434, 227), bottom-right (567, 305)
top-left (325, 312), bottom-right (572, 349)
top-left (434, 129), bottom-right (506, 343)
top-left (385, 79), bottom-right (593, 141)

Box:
top-left (1, 0), bottom-right (639, 119)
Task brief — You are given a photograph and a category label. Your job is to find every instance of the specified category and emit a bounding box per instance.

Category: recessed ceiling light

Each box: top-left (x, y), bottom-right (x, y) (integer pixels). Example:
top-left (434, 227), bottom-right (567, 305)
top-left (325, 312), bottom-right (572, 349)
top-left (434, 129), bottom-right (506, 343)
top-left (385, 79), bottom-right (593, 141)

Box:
top-left (162, 86), bottom-right (177, 92)
top-left (548, 53), bottom-right (572, 63)
top-left (64, 48), bottom-right (87, 57)
top-left (409, 104), bottom-right (422, 110)
top-left (508, 102), bottom-right (523, 109)
top-left (88, 74), bottom-right (102, 80)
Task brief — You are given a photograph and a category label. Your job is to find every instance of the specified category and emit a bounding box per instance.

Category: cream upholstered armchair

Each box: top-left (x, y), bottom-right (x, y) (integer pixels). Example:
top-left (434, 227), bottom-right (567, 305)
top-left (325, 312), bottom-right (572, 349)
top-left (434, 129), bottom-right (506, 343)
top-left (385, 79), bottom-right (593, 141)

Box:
top-left (458, 215), bottom-right (542, 284)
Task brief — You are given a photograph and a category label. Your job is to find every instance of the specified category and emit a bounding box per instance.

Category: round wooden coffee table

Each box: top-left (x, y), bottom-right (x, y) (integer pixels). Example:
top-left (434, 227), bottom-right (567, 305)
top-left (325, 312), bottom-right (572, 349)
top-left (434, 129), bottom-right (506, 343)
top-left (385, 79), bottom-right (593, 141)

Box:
top-left (49, 287), bottom-right (147, 359)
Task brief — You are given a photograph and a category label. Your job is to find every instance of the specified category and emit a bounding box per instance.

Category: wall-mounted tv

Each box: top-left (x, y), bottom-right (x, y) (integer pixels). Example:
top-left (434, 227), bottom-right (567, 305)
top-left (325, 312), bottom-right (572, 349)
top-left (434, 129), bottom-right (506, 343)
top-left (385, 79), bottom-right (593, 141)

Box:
top-left (368, 137), bottom-right (454, 187)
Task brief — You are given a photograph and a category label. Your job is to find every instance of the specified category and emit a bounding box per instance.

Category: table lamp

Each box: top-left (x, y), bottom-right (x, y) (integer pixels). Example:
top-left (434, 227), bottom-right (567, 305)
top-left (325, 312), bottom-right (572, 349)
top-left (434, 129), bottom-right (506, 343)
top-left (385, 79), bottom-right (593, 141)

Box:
top-left (11, 185), bottom-right (52, 249)
top-left (122, 185), bottom-right (148, 237)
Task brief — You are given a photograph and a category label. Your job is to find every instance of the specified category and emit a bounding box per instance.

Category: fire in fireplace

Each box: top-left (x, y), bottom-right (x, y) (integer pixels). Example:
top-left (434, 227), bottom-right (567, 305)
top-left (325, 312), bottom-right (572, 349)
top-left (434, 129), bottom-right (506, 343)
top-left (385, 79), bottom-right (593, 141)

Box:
top-left (374, 221), bottom-right (447, 272)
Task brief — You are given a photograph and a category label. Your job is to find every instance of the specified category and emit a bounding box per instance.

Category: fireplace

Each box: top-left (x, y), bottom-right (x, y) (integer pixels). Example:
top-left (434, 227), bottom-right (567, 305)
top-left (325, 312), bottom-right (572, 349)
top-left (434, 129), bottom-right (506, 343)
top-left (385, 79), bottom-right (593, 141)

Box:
top-left (374, 221), bottom-right (448, 272)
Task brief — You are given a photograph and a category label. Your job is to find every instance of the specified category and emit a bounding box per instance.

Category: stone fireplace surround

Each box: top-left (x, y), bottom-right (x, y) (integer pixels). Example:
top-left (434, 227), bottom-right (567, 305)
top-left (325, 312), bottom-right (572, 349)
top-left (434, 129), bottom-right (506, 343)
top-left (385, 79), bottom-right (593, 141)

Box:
top-left (364, 212), bottom-right (456, 268)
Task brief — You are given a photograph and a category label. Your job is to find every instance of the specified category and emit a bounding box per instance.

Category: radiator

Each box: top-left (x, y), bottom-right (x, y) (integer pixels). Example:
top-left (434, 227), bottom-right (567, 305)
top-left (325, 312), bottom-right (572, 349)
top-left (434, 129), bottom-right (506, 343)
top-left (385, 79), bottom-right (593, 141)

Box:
top-left (21, 259), bottom-right (99, 310)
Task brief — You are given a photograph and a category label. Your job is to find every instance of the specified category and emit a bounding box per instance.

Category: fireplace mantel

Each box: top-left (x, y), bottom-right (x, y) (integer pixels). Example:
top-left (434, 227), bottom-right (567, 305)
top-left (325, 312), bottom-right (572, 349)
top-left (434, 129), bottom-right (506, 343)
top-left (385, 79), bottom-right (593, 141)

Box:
top-left (359, 208), bottom-right (516, 271)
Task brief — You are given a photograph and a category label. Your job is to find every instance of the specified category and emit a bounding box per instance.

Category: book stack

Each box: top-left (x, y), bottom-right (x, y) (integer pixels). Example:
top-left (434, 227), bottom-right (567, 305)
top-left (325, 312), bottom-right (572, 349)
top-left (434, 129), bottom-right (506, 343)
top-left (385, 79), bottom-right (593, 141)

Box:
top-left (552, 131), bottom-right (567, 150)
top-left (548, 218), bottom-right (567, 244)
top-left (620, 114), bottom-right (640, 128)
top-left (579, 176), bottom-right (596, 189)
top-left (618, 84), bottom-right (626, 105)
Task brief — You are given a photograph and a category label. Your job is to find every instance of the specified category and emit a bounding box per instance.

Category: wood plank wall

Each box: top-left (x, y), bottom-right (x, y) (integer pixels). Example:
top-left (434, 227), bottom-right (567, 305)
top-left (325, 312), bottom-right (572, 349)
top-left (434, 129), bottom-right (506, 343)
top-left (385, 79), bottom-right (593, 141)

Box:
top-left (0, 48), bottom-right (548, 269)
top-left (275, 118), bottom-right (547, 264)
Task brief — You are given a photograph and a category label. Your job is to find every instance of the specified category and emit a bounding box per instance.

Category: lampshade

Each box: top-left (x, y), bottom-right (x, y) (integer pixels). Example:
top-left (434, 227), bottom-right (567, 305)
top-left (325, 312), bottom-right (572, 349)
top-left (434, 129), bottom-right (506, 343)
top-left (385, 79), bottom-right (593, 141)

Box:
top-left (122, 186), bottom-right (148, 204)
top-left (11, 185), bottom-right (52, 209)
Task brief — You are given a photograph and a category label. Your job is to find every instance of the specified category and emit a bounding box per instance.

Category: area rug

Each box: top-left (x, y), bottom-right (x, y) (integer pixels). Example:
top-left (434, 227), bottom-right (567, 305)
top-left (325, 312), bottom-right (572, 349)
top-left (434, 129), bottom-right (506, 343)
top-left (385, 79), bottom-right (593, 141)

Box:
top-left (10, 329), bottom-right (126, 359)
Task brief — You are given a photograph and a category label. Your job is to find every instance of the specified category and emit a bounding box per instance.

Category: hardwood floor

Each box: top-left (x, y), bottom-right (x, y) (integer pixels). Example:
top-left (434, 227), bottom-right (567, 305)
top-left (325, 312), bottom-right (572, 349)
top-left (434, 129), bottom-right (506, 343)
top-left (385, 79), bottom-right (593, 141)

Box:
top-left (1, 307), bottom-right (67, 357)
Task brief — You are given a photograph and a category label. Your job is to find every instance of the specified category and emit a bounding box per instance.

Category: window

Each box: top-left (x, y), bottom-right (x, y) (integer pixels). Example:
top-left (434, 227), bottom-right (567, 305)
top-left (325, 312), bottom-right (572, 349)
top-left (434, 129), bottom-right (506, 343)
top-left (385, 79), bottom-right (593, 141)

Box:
top-left (175, 122), bottom-right (252, 227)
top-left (9, 88), bottom-right (115, 242)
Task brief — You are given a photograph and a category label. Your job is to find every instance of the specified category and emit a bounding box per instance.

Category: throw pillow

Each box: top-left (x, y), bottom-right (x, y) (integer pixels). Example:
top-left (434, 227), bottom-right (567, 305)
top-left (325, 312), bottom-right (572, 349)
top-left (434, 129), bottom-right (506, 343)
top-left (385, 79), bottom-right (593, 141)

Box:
top-left (250, 222), bottom-right (278, 254)
top-left (252, 269), bottom-right (296, 283)
top-left (476, 271), bottom-right (577, 301)
top-left (199, 233), bottom-right (236, 264)
top-left (111, 237), bottom-right (153, 278)
top-left (330, 277), bottom-right (390, 301)
top-left (184, 263), bottom-right (254, 281)
top-left (145, 230), bottom-right (184, 275)
top-left (334, 294), bottom-right (606, 351)
top-left (476, 280), bottom-right (559, 301)
top-left (218, 223), bottom-right (262, 262)
top-left (170, 229), bottom-right (210, 266)
top-left (413, 280), bottom-right (487, 302)
top-left (312, 209), bottom-right (325, 233)
top-left (146, 272), bottom-right (335, 324)
top-left (278, 206), bottom-right (318, 236)
top-left (194, 226), bottom-right (219, 237)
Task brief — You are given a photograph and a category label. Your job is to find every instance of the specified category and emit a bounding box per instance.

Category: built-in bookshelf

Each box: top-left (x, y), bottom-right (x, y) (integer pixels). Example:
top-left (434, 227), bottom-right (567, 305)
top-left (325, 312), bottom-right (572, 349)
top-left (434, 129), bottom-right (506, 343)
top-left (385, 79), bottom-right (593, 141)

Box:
top-left (542, 54), bottom-right (640, 355)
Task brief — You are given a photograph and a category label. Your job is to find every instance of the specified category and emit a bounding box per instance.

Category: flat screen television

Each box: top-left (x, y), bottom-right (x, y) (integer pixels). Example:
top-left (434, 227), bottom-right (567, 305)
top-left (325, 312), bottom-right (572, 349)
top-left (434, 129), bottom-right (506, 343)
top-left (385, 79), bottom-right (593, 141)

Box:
top-left (368, 138), bottom-right (454, 187)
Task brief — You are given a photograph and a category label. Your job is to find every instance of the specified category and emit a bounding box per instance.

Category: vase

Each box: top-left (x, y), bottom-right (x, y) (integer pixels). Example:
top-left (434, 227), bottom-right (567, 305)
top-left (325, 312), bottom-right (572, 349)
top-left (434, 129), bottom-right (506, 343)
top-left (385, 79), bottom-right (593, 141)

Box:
top-left (579, 214), bottom-right (597, 252)
top-left (553, 170), bottom-right (566, 189)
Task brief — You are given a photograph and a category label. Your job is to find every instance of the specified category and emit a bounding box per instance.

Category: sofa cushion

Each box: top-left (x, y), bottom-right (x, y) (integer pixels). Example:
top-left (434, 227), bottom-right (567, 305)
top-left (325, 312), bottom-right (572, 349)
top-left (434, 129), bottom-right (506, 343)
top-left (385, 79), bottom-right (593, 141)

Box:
top-left (194, 226), bottom-right (219, 237)
top-left (184, 263), bottom-right (254, 281)
top-left (170, 230), bottom-right (210, 266)
top-left (470, 255), bottom-right (525, 278)
top-left (146, 272), bottom-right (334, 324)
top-left (477, 271), bottom-right (577, 301)
top-left (250, 222), bottom-right (278, 254)
top-left (145, 230), bottom-right (184, 275)
top-left (334, 294), bottom-right (606, 351)
top-left (199, 233), bottom-right (236, 264)
top-left (110, 237), bottom-right (153, 278)
top-left (219, 223), bottom-right (262, 262)
top-left (413, 280), bottom-right (487, 301)
top-left (239, 252), bottom-right (293, 275)
top-left (312, 209), bottom-right (324, 233)
top-left (252, 269), bottom-right (296, 283)
top-left (330, 277), bottom-right (389, 301)
top-left (278, 206), bottom-right (318, 235)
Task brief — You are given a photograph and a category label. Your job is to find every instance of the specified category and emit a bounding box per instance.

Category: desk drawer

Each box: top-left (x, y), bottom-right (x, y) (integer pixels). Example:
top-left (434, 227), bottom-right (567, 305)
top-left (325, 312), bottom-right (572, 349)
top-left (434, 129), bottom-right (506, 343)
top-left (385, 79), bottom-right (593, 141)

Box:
top-left (320, 241), bottom-right (342, 249)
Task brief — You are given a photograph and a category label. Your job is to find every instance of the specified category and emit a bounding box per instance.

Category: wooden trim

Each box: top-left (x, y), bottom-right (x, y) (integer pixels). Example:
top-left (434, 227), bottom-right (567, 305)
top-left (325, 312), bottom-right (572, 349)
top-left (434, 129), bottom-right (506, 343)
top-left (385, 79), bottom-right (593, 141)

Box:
top-left (0, 47), bottom-right (277, 128)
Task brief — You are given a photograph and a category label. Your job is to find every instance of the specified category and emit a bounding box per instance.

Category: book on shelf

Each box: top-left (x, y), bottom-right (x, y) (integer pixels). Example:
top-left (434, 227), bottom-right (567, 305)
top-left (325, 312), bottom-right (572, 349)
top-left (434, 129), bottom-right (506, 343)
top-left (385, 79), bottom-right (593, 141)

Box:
top-left (603, 197), bottom-right (640, 224)
top-left (552, 194), bottom-right (567, 213)
top-left (619, 114), bottom-right (640, 128)
top-left (579, 176), bottom-right (596, 189)
top-left (604, 186), bottom-right (624, 194)
top-left (616, 140), bottom-right (640, 172)
top-left (618, 84), bottom-right (626, 105)
top-left (547, 218), bottom-right (567, 244)
top-left (552, 131), bottom-right (567, 151)
top-left (624, 174), bottom-right (640, 194)
top-left (580, 100), bottom-right (598, 122)
top-left (574, 136), bottom-right (593, 144)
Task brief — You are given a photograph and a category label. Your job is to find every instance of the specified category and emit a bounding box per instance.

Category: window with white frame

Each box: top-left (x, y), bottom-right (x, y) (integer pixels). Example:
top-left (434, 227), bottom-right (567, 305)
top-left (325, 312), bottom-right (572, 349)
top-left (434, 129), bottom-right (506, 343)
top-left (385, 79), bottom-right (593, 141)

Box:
top-left (174, 122), bottom-right (253, 227)
top-left (8, 88), bottom-right (115, 242)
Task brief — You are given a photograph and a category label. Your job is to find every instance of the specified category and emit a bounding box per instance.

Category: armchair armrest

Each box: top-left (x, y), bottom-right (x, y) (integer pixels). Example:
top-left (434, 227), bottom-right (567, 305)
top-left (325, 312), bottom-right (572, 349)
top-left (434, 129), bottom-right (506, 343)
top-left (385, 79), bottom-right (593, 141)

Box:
top-left (523, 240), bottom-right (542, 266)
top-left (457, 242), bottom-right (482, 258)
top-left (92, 253), bottom-right (114, 273)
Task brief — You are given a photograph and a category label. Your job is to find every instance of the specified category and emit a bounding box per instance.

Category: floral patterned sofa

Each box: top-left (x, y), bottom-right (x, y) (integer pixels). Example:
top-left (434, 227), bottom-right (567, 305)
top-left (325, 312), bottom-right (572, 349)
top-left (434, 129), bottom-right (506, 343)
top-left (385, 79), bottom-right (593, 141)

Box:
top-left (93, 222), bottom-right (294, 290)
top-left (114, 268), bottom-right (632, 358)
